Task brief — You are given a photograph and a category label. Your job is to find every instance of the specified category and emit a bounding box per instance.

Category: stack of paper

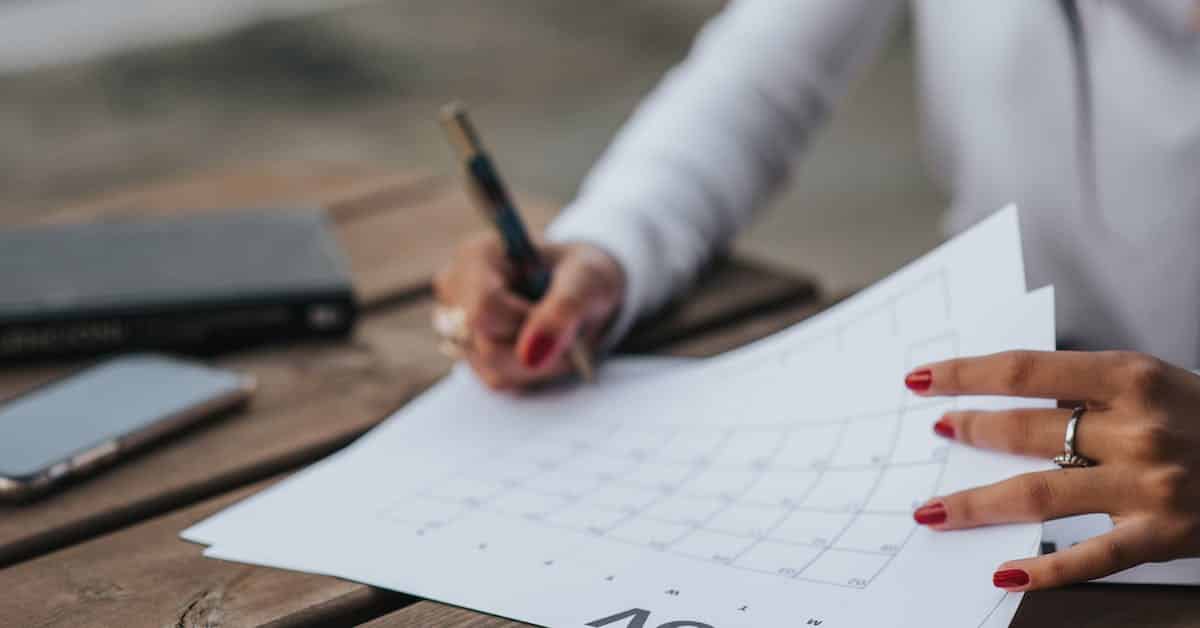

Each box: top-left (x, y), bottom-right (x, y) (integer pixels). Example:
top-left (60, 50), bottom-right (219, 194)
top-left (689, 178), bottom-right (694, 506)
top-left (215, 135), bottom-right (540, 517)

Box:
top-left (184, 206), bottom-right (1191, 628)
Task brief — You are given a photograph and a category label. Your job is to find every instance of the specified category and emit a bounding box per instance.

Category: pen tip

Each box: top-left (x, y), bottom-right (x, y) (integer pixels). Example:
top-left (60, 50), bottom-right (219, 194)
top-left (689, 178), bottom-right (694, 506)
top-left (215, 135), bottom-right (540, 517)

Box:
top-left (569, 345), bottom-right (595, 383)
top-left (440, 101), bottom-right (468, 123)
top-left (439, 100), bottom-right (484, 157)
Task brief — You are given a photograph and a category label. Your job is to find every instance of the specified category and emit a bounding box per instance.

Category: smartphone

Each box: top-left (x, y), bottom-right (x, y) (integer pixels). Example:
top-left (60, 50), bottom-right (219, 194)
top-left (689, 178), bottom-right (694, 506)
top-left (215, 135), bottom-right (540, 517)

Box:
top-left (0, 353), bottom-right (255, 501)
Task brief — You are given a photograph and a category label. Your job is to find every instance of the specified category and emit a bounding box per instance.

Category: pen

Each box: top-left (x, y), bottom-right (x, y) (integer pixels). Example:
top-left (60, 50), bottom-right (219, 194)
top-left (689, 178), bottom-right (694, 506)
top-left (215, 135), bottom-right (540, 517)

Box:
top-left (439, 101), bottom-right (595, 382)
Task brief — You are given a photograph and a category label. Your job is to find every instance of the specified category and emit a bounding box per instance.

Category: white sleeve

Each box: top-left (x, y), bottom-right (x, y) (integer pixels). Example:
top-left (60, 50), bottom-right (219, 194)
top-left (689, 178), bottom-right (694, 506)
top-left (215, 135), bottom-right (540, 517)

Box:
top-left (547, 0), bottom-right (903, 348)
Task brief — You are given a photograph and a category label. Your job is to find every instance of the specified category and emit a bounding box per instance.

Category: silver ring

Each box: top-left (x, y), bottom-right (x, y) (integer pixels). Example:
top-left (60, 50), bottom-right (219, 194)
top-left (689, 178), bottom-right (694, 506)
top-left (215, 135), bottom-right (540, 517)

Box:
top-left (1053, 406), bottom-right (1094, 468)
top-left (432, 305), bottom-right (471, 359)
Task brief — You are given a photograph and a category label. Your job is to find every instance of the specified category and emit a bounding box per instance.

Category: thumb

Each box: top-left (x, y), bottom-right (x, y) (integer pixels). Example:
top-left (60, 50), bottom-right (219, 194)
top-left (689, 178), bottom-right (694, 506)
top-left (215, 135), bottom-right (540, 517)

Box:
top-left (516, 261), bottom-right (596, 371)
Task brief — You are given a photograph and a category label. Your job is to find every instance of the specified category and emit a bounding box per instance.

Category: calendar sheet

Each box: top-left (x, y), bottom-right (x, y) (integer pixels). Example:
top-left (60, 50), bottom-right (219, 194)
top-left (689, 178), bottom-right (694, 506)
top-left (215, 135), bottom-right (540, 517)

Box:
top-left (185, 207), bottom-right (1051, 627)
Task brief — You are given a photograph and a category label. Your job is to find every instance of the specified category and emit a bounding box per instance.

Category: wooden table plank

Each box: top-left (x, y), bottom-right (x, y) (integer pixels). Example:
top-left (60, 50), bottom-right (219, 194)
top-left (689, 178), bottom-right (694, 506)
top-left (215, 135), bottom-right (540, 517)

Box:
top-left (0, 479), bottom-right (415, 628)
top-left (362, 602), bottom-right (533, 628)
top-left (0, 304), bottom-right (444, 567)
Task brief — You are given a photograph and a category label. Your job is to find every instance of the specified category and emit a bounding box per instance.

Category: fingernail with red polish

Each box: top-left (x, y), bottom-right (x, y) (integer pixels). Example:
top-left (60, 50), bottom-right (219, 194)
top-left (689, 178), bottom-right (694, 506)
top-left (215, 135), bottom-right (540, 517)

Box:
top-left (933, 418), bottom-right (955, 439)
top-left (905, 369), bottom-right (932, 392)
top-left (524, 333), bottom-right (556, 368)
top-left (913, 502), bottom-right (947, 525)
top-left (993, 569), bottom-right (1030, 589)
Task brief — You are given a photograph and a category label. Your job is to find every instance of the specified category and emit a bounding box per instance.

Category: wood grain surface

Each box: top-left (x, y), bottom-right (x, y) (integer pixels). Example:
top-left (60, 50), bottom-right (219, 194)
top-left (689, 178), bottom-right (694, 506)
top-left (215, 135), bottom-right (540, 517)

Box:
top-left (0, 479), bottom-right (415, 628)
top-left (363, 601), bottom-right (535, 628)
top-left (0, 303), bottom-right (443, 567)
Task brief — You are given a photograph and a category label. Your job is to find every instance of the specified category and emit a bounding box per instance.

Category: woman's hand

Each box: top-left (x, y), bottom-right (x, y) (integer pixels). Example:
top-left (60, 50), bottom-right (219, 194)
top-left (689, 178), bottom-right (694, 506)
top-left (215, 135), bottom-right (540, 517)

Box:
top-left (433, 233), bottom-right (624, 390)
top-left (906, 350), bottom-right (1200, 591)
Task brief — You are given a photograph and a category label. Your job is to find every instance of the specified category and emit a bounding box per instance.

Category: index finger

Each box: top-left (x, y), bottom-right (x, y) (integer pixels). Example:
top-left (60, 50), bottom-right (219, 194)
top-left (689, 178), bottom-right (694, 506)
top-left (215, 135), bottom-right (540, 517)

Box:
top-left (991, 519), bottom-right (1156, 591)
top-left (906, 350), bottom-right (1123, 402)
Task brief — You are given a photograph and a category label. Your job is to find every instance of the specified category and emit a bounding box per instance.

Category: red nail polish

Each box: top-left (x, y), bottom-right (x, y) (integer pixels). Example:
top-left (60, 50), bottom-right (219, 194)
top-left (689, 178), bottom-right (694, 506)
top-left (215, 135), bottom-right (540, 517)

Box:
top-left (913, 502), bottom-right (947, 525)
top-left (905, 369), bottom-right (932, 392)
top-left (933, 418), bottom-right (955, 439)
top-left (992, 568), bottom-right (1030, 589)
top-left (524, 333), bottom-right (556, 368)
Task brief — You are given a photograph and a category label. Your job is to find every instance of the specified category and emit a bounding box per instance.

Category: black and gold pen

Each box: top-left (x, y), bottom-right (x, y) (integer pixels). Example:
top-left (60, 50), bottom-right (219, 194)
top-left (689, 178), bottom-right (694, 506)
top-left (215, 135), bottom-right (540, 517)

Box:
top-left (439, 101), bottom-right (595, 381)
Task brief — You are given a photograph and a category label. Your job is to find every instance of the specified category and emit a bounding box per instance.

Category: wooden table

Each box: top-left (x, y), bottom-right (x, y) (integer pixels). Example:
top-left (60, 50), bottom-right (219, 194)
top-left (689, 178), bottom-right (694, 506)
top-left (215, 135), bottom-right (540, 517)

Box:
top-left (1, 163), bottom-right (1197, 628)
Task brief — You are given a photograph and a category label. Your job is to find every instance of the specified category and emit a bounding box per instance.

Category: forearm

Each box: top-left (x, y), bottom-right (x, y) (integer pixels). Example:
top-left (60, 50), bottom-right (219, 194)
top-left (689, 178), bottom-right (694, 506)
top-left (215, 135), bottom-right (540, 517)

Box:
top-left (549, 0), bottom-right (902, 347)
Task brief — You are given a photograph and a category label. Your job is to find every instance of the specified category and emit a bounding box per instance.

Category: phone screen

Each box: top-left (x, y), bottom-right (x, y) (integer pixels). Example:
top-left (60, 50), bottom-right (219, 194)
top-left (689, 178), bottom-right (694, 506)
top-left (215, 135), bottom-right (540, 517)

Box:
top-left (0, 354), bottom-right (247, 478)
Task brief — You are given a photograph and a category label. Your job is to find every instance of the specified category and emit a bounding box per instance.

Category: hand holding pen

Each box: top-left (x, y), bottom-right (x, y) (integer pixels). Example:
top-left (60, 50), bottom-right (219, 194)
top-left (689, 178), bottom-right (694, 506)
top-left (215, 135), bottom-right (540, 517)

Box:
top-left (433, 102), bottom-right (624, 389)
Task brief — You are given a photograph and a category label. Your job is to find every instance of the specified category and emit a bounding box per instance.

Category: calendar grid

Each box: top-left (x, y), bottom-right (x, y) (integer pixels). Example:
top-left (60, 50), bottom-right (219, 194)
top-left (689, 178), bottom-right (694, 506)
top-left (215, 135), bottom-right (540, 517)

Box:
top-left (604, 429), bottom-right (737, 547)
top-left (657, 427), bottom-right (791, 550)
top-left (728, 414), bottom-right (853, 568)
top-left (378, 270), bottom-right (967, 590)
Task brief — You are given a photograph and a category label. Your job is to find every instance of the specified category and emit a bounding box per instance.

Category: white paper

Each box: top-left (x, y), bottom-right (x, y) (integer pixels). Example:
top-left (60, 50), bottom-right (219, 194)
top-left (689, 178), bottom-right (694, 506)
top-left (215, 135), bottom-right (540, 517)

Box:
top-left (669, 205), bottom-right (1028, 375)
top-left (183, 357), bottom-right (692, 547)
top-left (184, 207), bottom-right (1056, 627)
top-left (190, 290), bottom-right (1055, 628)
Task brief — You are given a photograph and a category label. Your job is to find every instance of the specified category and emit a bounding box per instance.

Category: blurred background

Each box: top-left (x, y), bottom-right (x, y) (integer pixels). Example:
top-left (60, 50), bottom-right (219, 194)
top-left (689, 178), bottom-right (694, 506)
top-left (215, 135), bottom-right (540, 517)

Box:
top-left (0, 0), bottom-right (945, 294)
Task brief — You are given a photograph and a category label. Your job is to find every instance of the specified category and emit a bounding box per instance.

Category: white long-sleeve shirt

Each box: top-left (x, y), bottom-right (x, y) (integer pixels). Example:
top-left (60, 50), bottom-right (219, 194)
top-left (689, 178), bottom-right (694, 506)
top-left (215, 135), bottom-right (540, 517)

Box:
top-left (548, 0), bottom-right (1200, 367)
